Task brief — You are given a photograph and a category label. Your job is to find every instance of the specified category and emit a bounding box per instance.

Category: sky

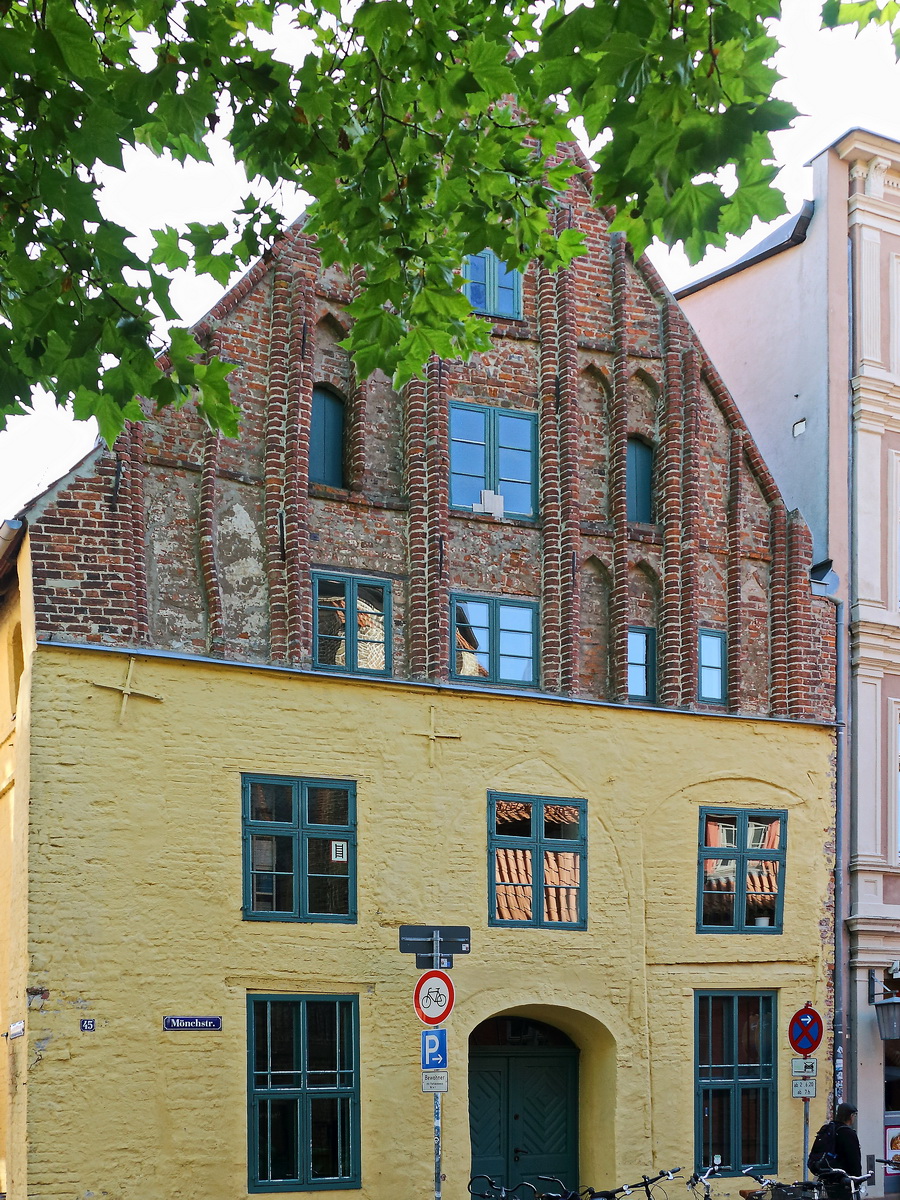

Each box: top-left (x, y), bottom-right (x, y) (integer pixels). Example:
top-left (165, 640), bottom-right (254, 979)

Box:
top-left (2, 0), bottom-right (900, 522)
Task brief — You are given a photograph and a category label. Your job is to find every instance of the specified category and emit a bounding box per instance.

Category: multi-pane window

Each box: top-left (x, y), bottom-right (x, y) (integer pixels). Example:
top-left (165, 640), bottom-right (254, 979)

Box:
top-left (248, 995), bottom-right (360, 1191)
top-left (451, 594), bottom-right (539, 687)
top-left (697, 810), bottom-right (785, 933)
top-left (313, 574), bottom-right (391, 676)
top-left (243, 775), bottom-right (356, 923)
top-left (488, 792), bottom-right (586, 929)
top-left (696, 992), bottom-right (776, 1172)
top-left (450, 402), bottom-right (537, 518)
top-left (627, 626), bottom-right (656, 702)
top-left (310, 387), bottom-right (345, 489)
top-left (463, 249), bottom-right (522, 319)
top-left (698, 630), bottom-right (727, 703)
top-left (626, 437), bottom-right (654, 523)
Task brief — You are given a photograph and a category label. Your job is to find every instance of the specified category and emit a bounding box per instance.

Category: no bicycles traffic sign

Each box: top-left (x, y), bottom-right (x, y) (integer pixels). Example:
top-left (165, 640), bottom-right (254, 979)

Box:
top-left (414, 970), bottom-right (455, 1026)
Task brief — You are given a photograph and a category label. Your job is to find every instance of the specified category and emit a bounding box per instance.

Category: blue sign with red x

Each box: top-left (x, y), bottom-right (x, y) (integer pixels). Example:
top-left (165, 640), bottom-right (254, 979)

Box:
top-left (788, 1005), bottom-right (823, 1055)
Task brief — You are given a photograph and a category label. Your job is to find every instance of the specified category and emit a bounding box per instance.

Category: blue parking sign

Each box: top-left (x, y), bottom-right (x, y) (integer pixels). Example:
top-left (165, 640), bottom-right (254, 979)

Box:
top-left (421, 1027), bottom-right (448, 1069)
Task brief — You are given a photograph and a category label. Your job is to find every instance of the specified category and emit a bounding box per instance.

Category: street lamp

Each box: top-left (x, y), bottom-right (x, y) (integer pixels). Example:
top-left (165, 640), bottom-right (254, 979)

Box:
top-left (869, 970), bottom-right (900, 1040)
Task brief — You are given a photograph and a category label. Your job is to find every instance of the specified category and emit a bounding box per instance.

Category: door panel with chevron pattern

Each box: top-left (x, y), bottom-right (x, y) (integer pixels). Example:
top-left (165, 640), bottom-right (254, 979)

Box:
top-left (469, 1049), bottom-right (578, 1191)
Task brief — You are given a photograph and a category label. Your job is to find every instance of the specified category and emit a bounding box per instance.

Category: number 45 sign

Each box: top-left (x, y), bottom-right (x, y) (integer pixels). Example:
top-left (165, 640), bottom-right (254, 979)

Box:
top-left (413, 970), bottom-right (455, 1026)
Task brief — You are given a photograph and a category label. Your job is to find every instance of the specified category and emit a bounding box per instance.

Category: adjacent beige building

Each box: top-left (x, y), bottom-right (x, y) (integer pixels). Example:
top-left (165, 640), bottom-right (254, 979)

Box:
top-left (679, 127), bottom-right (900, 1190)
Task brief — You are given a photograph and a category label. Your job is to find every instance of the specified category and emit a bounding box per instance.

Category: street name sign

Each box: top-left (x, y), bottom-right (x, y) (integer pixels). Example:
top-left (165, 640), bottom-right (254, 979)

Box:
top-left (163, 1016), bottom-right (223, 1031)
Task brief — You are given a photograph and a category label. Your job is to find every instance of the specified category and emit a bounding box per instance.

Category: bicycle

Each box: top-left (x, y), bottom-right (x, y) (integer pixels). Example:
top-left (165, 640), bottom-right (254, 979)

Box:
top-left (686, 1164), bottom-right (721, 1200)
top-left (741, 1167), bottom-right (828, 1200)
top-left (537, 1166), bottom-right (683, 1200)
top-left (811, 1168), bottom-right (873, 1200)
top-left (468, 1177), bottom-right (539, 1200)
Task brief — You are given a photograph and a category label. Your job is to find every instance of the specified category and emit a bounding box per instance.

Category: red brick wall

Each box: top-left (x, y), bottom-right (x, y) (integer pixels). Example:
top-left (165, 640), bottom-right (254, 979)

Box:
top-left (22, 171), bottom-right (836, 722)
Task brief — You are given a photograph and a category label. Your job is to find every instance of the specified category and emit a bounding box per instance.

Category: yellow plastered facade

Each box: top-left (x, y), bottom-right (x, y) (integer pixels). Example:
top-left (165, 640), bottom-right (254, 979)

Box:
top-left (0, 629), bottom-right (834, 1200)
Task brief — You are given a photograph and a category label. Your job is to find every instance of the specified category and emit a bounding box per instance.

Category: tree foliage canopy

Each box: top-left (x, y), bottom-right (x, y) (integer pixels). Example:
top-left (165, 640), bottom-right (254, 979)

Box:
top-left (0, 0), bottom-right (893, 442)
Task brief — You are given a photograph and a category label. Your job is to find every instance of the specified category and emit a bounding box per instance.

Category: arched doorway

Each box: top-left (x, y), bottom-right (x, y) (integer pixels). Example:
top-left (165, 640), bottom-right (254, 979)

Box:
top-left (469, 1015), bottom-right (579, 1192)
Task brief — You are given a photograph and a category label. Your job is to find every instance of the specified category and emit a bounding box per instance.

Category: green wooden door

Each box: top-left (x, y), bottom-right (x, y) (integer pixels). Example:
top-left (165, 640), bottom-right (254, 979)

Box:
top-left (469, 1048), bottom-right (578, 1191)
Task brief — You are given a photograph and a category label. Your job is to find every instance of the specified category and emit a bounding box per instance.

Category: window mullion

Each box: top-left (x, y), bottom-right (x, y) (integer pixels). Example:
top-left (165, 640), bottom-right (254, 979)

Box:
top-left (489, 598), bottom-right (499, 683)
top-left (487, 407), bottom-right (499, 496)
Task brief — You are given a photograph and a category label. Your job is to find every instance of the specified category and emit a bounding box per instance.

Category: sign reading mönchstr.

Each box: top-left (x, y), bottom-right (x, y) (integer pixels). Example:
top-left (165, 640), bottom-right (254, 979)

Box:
top-left (162, 1016), bottom-right (222, 1031)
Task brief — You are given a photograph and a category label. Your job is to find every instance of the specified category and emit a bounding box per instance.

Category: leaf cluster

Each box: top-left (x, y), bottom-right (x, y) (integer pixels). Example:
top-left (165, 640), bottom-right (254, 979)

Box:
top-left (0, 0), bottom-right (885, 439)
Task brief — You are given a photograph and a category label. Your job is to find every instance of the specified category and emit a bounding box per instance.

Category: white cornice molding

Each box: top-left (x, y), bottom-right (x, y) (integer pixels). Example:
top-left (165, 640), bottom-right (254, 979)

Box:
top-left (836, 131), bottom-right (900, 172)
top-left (848, 203), bottom-right (900, 236)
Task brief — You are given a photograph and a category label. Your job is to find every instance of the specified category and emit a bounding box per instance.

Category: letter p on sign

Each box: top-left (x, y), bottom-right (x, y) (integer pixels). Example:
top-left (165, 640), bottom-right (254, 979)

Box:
top-left (421, 1028), bottom-right (448, 1069)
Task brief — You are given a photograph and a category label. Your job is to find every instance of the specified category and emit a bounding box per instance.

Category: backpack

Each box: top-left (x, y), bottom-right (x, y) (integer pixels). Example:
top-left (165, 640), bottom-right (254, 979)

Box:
top-left (808, 1121), bottom-right (838, 1175)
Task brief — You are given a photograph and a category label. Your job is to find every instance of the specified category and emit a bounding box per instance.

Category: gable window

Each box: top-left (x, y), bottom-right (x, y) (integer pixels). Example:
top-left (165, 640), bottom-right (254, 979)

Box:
top-left (698, 629), bottom-right (727, 703)
top-left (313, 573), bottom-right (391, 676)
top-left (310, 386), bottom-right (345, 489)
top-left (489, 792), bottom-right (586, 929)
top-left (450, 402), bottom-right (537, 518)
top-left (243, 775), bottom-right (356, 923)
top-left (451, 594), bottom-right (538, 687)
top-left (695, 992), bottom-right (776, 1172)
top-left (627, 626), bottom-right (656, 702)
top-left (698, 810), bottom-right (785, 933)
top-left (626, 437), bottom-right (654, 523)
top-left (463, 249), bottom-right (522, 319)
top-left (248, 994), bottom-right (360, 1190)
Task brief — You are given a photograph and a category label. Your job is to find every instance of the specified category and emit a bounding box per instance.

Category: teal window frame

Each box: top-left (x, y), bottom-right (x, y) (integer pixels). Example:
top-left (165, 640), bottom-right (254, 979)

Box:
top-left (463, 248), bottom-right (523, 319)
top-left (695, 991), bottom-right (777, 1174)
top-left (488, 791), bottom-right (587, 929)
top-left (697, 809), bottom-right (786, 934)
top-left (242, 775), bottom-right (357, 924)
top-left (626, 437), bottom-right (654, 523)
top-left (627, 626), bottom-right (656, 702)
top-left (449, 401), bottom-right (538, 518)
top-left (310, 386), bottom-right (345, 489)
top-left (450, 593), bottom-right (539, 687)
top-left (698, 629), bottom-right (727, 704)
top-left (248, 994), bottom-right (360, 1191)
top-left (313, 573), bottom-right (392, 676)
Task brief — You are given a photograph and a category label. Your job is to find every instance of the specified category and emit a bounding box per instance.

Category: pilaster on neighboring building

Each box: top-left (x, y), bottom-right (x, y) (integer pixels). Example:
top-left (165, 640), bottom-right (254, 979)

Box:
top-left (678, 126), bottom-right (900, 1190)
top-left (0, 142), bottom-right (837, 1200)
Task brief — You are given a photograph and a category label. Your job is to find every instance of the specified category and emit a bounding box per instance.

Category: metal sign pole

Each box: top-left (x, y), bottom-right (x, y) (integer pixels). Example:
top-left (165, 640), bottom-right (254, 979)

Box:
top-left (434, 1091), bottom-right (442, 1200)
top-left (803, 1098), bottom-right (810, 1181)
top-left (433, 929), bottom-right (440, 969)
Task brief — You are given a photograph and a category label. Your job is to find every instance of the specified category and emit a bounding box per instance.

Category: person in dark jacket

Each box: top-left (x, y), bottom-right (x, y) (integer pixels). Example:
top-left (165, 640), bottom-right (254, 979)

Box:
top-left (833, 1103), bottom-right (862, 1176)
top-left (825, 1103), bottom-right (862, 1199)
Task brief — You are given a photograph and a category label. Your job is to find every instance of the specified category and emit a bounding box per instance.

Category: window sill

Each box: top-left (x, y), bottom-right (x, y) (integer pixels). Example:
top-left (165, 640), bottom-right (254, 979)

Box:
top-left (309, 485), bottom-right (407, 512)
top-left (450, 508), bottom-right (539, 529)
top-left (627, 522), bottom-right (662, 545)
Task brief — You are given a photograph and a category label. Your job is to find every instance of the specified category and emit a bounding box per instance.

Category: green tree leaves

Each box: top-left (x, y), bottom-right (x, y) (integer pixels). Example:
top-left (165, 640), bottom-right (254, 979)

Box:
top-left (0, 0), bottom-right (896, 441)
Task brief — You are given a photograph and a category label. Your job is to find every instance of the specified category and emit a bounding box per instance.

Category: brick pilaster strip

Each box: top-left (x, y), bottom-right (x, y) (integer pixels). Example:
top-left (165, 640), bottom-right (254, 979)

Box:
top-left (264, 260), bottom-right (291, 664)
top-left (660, 301), bottom-right (685, 707)
top-left (347, 266), bottom-right (367, 493)
top-left (787, 511), bottom-right (814, 718)
top-left (609, 232), bottom-right (630, 702)
top-left (197, 330), bottom-right (226, 656)
top-left (199, 424), bottom-right (225, 655)
top-left (680, 347), bottom-right (701, 705)
top-left (425, 356), bottom-right (450, 681)
top-left (556, 210), bottom-right (581, 696)
top-left (769, 504), bottom-right (789, 716)
top-left (727, 428), bottom-right (745, 710)
top-left (538, 261), bottom-right (563, 693)
top-left (284, 262), bottom-right (315, 664)
top-left (128, 420), bottom-right (149, 642)
top-left (404, 375), bottom-right (430, 679)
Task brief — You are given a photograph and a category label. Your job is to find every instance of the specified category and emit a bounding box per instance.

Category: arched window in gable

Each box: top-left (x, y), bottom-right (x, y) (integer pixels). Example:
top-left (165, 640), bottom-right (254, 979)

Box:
top-left (310, 385), bottom-right (345, 489)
